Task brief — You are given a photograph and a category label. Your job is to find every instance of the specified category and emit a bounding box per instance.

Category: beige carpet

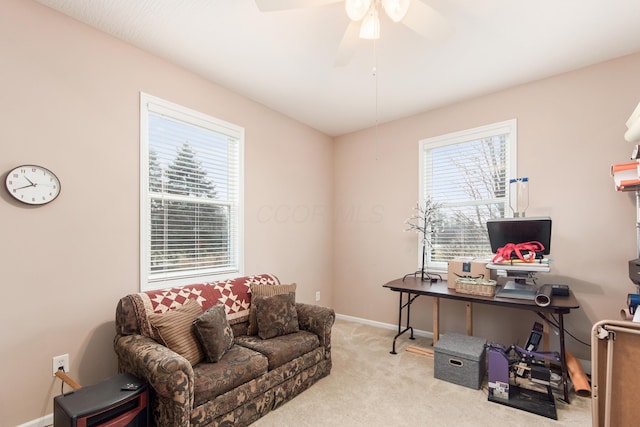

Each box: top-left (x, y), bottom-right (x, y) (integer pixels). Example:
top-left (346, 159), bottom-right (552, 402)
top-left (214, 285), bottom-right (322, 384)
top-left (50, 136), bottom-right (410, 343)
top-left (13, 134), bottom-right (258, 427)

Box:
top-left (253, 318), bottom-right (592, 427)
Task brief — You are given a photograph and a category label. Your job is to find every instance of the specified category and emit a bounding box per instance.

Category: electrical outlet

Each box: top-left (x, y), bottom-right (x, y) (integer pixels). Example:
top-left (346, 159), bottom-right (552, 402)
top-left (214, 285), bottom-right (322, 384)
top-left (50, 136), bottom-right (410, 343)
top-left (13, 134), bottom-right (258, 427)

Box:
top-left (315, 291), bottom-right (321, 302)
top-left (52, 354), bottom-right (69, 376)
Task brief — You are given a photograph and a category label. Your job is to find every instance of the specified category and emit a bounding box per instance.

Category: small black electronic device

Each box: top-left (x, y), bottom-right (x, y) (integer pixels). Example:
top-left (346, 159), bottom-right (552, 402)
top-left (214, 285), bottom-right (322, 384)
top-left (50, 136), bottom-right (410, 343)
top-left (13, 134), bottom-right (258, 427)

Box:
top-left (122, 383), bottom-right (141, 391)
top-left (550, 284), bottom-right (569, 296)
top-left (525, 322), bottom-right (544, 352)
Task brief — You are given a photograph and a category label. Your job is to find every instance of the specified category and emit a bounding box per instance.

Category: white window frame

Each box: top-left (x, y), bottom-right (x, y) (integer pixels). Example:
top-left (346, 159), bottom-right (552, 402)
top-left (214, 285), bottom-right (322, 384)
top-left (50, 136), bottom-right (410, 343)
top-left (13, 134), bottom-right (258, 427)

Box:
top-left (418, 119), bottom-right (517, 272)
top-left (140, 93), bottom-right (244, 291)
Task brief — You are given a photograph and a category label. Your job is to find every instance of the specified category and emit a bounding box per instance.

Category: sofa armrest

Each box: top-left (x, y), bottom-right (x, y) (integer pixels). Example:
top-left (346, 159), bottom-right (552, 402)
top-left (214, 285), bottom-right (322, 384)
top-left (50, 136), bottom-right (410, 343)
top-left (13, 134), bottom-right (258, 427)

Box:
top-left (295, 303), bottom-right (335, 353)
top-left (114, 334), bottom-right (194, 426)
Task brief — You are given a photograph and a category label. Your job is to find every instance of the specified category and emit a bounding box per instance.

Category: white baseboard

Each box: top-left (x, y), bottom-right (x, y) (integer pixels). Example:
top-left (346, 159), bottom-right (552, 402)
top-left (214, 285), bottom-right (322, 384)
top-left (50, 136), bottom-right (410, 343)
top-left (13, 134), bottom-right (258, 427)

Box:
top-left (17, 414), bottom-right (52, 427)
top-left (335, 312), bottom-right (434, 339)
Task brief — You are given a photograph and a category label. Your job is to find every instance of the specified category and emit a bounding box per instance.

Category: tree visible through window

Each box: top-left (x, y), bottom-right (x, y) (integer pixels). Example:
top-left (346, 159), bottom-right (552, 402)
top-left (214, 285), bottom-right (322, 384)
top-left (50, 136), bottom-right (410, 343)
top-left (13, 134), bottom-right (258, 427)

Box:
top-left (141, 94), bottom-right (243, 290)
top-left (419, 120), bottom-right (516, 271)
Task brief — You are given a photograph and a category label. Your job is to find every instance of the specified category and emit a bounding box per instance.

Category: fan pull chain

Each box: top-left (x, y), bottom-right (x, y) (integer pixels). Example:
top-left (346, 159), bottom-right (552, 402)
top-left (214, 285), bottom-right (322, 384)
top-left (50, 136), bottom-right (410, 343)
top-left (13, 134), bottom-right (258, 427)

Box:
top-left (373, 40), bottom-right (379, 163)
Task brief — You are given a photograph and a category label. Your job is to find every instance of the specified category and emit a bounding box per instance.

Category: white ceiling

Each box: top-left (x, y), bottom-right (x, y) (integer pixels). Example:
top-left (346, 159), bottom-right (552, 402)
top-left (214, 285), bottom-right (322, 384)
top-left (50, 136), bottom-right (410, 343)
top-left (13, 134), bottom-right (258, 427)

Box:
top-left (34, 0), bottom-right (640, 136)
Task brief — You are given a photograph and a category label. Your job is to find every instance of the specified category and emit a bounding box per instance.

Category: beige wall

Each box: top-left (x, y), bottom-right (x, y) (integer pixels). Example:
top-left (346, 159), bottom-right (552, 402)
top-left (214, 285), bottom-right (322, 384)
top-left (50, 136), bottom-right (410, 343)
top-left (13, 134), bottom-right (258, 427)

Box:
top-left (5, 0), bottom-right (640, 425)
top-left (334, 52), bottom-right (640, 363)
top-left (1, 1), bottom-right (332, 425)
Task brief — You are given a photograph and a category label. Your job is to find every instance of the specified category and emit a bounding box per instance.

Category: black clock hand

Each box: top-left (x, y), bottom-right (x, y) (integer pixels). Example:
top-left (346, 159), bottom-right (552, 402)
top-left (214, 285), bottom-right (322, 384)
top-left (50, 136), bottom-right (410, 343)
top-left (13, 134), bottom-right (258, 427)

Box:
top-left (15, 183), bottom-right (36, 190)
top-left (24, 177), bottom-right (35, 186)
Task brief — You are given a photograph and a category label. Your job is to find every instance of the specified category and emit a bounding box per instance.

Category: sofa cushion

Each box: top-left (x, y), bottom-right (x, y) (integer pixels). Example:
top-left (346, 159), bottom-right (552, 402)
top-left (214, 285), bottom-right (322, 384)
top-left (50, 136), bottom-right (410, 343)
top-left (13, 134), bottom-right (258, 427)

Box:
top-left (234, 331), bottom-right (320, 370)
top-left (193, 344), bottom-right (268, 407)
top-left (247, 283), bottom-right (296, 335)
top-left (193, 304), bottom-right (234, 363)
top-left (255, 293), bottom-right (299, 339)
top-left (148, 298), bottom-right (204, 365)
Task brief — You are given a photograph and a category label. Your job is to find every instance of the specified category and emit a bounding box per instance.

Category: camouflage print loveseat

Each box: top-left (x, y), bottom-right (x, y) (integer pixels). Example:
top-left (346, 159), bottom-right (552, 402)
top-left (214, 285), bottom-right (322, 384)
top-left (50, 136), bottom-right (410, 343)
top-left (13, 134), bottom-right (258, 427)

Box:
top-left (114, 274), bottom-right (334, 426)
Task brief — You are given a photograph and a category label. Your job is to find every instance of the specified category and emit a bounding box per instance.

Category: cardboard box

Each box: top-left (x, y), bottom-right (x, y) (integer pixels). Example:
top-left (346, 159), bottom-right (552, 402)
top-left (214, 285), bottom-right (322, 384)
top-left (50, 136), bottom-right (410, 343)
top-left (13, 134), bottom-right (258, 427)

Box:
top-left (447, 258), bottom-right (490, 289)
top-left (434, 333), bottom-right (487, 389)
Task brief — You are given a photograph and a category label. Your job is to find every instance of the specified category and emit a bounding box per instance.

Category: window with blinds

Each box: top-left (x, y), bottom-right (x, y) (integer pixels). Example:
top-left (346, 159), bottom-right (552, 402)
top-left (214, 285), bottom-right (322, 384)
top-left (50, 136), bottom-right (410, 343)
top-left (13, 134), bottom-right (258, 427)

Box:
top-left (140, 93), bottom-right (244, 290)
top-left (419, 119), bottom-right (516, 271)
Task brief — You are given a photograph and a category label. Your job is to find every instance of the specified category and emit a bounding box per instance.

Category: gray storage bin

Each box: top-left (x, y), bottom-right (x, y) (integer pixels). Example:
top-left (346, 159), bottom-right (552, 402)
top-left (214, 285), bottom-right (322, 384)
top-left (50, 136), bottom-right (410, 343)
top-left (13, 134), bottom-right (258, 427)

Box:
top-left (434, 333), bottom-right (486, 389)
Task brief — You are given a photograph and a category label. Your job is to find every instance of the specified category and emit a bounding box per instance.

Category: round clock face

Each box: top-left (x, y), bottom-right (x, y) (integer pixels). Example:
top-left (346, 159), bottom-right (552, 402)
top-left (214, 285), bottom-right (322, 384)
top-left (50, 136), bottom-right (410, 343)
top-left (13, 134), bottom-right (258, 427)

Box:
top-left (5, 165), bottom-right (61, 205)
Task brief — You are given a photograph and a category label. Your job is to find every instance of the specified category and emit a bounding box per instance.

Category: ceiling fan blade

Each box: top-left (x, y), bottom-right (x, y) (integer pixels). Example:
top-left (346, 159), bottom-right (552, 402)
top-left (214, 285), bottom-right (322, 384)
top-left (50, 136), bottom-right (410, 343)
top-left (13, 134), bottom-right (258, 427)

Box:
top-left (255, 0), bottom-right (340, 12)
top-left (334, 20), bottom-right (361, 67)
top-left (401, 0), bottom-right (452, 41)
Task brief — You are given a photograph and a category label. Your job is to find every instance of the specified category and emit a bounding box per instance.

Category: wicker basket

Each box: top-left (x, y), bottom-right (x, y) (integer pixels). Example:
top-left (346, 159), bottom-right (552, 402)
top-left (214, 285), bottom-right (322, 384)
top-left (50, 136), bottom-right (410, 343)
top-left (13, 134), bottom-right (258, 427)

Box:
top-left (455, 278), bottom-right (497, 297)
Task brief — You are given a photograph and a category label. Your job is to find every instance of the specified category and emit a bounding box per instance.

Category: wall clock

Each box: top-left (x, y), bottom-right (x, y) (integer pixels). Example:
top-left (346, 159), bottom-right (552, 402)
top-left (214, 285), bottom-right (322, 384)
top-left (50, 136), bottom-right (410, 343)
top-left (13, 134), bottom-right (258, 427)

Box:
top-left (5, 165), bottom-right (61, 205)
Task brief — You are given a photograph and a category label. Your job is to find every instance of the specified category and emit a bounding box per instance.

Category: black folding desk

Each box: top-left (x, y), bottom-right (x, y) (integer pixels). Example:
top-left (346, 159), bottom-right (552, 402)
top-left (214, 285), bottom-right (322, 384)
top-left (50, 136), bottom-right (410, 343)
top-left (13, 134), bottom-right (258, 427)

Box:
top-left (383, 277), bottom-right (580, 403)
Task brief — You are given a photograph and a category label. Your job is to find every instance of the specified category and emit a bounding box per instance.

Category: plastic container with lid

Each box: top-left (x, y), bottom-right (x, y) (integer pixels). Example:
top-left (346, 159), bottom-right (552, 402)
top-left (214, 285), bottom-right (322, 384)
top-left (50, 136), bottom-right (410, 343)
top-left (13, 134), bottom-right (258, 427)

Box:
top-left (509, 177), bottom-right (529, 217)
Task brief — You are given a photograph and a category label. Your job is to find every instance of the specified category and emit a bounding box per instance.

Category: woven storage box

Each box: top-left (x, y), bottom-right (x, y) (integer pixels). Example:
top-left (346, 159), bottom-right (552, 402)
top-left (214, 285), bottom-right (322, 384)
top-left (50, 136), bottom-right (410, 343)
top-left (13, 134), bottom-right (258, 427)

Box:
top-left (434, 333), bottom-right (487, 389)
top-left (455, 278), bottom-right (497, 297)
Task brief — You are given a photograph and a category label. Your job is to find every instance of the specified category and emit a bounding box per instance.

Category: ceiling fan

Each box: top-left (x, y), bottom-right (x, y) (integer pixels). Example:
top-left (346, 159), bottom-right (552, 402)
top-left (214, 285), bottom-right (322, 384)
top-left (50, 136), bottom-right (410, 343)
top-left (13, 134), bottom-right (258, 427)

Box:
top-left (254, 0), bottom-right (451, 66)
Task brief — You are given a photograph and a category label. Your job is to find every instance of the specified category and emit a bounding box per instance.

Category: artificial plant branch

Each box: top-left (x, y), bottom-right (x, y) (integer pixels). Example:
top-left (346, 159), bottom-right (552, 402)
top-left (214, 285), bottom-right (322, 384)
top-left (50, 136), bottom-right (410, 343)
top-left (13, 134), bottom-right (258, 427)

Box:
top-left (404, 198), bottom-right (442, 244)
top-left (404, 198), bottom-right (442, 281)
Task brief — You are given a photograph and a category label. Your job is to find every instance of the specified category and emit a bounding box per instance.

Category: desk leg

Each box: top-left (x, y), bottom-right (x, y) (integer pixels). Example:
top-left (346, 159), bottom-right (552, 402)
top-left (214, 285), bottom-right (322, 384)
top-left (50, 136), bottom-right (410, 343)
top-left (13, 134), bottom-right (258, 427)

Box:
top-left (466, 302), bottom-right (473, 336)
top-left (536, 311), bottom-right (571, 403)
top-left (433, 297), bottom-right (440, 345)
top-left (390, 291), bottom-right (417, 354)
top-left (558, 313), bottom-right (570, 403)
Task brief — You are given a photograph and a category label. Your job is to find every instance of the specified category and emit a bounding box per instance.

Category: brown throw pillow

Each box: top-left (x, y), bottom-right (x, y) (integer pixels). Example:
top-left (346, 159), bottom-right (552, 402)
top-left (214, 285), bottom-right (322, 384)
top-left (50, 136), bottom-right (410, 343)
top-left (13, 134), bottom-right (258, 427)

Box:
top-left (193, 303), bottom-right (234, 363)
top-left (247, 283), bottom-right (297, 335)
top-left (148, 299), bottom-right (204, 366)
top-left (254, 293), bottom-right (299, 340)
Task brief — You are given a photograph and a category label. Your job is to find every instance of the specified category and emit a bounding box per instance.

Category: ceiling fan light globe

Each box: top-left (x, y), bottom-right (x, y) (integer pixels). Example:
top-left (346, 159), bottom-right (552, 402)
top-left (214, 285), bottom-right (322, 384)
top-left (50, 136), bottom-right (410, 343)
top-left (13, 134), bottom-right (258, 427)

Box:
top-left (345, 0), bottom-right (372, 21)
top-left (359, 7), bottom-right (380, 39)
top-left (382, 0), bottom-right (410, 22)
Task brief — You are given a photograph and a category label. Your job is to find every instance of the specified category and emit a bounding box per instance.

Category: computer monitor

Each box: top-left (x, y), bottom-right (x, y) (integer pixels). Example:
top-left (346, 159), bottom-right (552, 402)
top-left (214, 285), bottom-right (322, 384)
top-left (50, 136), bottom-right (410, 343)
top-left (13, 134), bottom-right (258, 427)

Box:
top-left (487, 217), bottom-right (552, 301)
top-left (487, 217), bottom-right (552, 256)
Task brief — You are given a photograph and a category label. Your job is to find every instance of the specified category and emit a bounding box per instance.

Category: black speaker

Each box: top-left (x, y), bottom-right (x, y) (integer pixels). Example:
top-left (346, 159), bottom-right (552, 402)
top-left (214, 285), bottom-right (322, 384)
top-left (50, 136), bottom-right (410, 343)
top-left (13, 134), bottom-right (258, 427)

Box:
top-left (54, 373), bottom-right (148, 427)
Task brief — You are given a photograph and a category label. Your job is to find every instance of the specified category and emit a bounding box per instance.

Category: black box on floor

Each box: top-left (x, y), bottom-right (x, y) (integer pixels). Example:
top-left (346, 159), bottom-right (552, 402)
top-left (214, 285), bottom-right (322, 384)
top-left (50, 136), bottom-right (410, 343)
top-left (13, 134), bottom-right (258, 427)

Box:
top-left (53, 373), bottom-right (148, 427)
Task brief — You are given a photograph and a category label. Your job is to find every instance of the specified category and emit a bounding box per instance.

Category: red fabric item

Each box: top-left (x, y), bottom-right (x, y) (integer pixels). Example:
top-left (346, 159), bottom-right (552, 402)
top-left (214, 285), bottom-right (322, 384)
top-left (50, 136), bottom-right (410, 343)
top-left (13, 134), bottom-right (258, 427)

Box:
top-left (492, 241), bottom-right (545, 263)
top-left (141, 274), bottom-right (279, 321)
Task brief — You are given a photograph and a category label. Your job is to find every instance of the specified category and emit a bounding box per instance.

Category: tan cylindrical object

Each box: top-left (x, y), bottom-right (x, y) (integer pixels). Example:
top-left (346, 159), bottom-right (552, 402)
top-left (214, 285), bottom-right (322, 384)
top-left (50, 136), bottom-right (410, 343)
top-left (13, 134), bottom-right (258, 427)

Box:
top-left (566, 350), bottom-right (591, 397)
top-left (621, 307), bottom-right (633, 320)
top-left (55, 370), bottom-right (82, 390)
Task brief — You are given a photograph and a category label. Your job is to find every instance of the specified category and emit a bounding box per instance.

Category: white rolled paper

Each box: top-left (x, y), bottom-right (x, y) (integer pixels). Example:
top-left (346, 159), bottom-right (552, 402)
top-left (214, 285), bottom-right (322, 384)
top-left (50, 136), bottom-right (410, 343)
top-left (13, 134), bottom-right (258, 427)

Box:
top-left (625, 116), bottom-right (640, 143)
top-left (625, 102), bottom-right (640, 143)
top-left (627, 102), bottom-right (640, 128)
